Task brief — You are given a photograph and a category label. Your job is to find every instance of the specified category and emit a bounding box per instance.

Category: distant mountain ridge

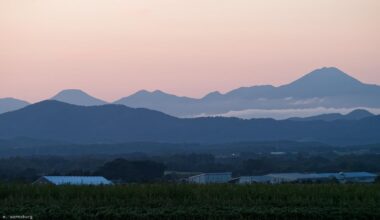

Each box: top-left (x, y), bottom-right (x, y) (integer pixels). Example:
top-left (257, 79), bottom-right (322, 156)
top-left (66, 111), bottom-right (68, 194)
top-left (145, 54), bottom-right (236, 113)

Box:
top-left (0, 100), bottom-right (379, 145)
top-left (287, 109), bottom-right (375, 121)
top-left (0, 98), bottom-right (29, 114)
top-left (2, 67), bottom-right (380, 117)
top-left (115, 67), bottom-right (380, 117)
top-left (51, 89), bottom-right (108, 106)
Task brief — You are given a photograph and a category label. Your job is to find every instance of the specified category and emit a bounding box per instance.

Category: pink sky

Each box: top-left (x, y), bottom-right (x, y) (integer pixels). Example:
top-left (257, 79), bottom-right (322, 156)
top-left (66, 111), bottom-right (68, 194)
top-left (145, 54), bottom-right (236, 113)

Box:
top-left (1, 0), bottom-right (379, 102)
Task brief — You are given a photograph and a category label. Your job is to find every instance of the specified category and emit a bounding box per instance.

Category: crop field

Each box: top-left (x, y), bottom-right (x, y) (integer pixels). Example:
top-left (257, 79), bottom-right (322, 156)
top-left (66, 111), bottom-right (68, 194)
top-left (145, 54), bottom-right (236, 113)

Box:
top-left (0, 184), bottom-right (379, 220)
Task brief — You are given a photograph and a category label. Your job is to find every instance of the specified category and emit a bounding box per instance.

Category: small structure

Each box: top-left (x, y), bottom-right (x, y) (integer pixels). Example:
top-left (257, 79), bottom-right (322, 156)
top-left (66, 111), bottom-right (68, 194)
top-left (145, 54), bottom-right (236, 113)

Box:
top-left (188, 172), bottom-right (232, 184)
top-left (336, 172), bottom-right (378, 183)
top-left (232, 176), bottom-right (274, 184)
top-left (33, 176), bottom-right (113, 186)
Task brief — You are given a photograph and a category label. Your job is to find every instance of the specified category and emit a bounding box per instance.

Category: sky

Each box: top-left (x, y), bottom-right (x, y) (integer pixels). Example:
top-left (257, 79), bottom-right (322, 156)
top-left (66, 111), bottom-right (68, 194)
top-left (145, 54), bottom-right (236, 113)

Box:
top-left (1, 0), bottom-right (379, 102)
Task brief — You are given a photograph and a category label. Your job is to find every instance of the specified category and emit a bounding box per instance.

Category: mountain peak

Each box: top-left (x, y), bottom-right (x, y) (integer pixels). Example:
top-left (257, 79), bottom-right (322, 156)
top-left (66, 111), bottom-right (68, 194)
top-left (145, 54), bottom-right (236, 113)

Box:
top-left (0, 98), bottom-right (30, 114)
top-left (153, 90), bottom-right (165, 94)
top-left (310, 66), bottom-right (352, 76)
top-left (133, 90), bottom-right (150, 96)
top-left (131, 89), bottom-right (171, 98)
top-left (279, 67), bottom-right (365, 98)
top-left (51, 89), bottom-right (107, 106)
top-left (55, 89), bottom-right (87, 95)
top-left (203, 91), bottom-right (223, 99)
top-left (291, 67), bottom-right (361, 85)
top-left (346, 109), bottom-right (374, 119)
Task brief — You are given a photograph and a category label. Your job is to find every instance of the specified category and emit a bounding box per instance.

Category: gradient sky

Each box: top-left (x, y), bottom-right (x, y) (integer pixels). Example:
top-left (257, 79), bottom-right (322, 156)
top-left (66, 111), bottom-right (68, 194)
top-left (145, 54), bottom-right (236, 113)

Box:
top-left (1, 0), bottom-right (379, 102)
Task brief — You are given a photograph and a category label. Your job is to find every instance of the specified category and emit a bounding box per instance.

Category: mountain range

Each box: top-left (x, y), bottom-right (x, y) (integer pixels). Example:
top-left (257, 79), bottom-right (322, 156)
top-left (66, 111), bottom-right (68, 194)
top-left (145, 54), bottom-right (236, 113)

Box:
top-left (114, 67), bottom-right (380, 117)
top-left (1, 67), bottom-right (380, 117)
top-left (0, 100), bottom-right (379, 145)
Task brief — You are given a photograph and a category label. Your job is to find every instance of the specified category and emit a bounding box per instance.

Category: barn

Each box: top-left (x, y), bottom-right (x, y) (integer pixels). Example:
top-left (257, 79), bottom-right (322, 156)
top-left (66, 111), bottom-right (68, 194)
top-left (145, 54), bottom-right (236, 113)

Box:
top-left (33, 176), bottom-right (113, 185)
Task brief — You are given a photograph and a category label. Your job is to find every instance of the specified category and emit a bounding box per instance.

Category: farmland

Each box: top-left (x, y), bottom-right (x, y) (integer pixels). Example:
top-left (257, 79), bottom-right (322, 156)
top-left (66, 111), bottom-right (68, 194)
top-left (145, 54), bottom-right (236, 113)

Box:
top-left (0, 184), bottom-right (379, 220)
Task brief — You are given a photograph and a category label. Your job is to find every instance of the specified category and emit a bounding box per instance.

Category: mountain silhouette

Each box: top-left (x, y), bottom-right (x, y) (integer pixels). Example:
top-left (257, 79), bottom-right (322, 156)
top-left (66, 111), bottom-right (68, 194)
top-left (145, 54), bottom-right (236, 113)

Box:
top-left (3, 67), bottom-right (380, 118)
top-left (277, 67), bottom-right (373, 98)
top-left (0, 98), bottom-right (30, 114)
top-left (115, 90), bottom-right (196, 105)
top-left (51, 89), bottom-right (107, 106)
top-left (114, 90), bottom-right (197, 116)
top-left (0, 100), bottom-right (379, 145)
top-left (288, 109), bottom-right (375, 121)
top-left (113, 67), bottom-right (380, 117)
top-left (346, 109), bottom-right (375, 119)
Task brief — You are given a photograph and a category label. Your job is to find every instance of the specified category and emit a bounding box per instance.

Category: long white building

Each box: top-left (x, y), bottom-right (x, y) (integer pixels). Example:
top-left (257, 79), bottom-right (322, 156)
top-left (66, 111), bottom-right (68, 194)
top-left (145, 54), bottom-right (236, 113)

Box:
top-left (33, 176), bottom-right (113, 185)
top-left (188, 172), bottom-right (232, 184)
top-left (235, 172), bottom-right (378, 184)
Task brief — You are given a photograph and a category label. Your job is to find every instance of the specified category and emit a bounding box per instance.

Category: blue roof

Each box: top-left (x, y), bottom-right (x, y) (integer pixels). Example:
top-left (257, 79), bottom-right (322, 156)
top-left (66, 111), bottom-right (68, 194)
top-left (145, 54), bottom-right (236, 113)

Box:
top-left (42, 176), bottom-right (112, 185)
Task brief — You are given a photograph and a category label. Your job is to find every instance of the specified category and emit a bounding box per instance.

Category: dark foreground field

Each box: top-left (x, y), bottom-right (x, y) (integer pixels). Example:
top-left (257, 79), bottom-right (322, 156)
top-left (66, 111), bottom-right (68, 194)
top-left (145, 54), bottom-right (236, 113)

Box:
top-left (0, 184), bottom-right (379, 220)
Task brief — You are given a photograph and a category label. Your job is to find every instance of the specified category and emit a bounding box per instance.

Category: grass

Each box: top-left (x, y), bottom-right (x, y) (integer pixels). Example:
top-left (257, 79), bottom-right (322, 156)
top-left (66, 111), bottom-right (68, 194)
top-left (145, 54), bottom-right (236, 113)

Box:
top-left (0, 183), bottom-right (379, 219)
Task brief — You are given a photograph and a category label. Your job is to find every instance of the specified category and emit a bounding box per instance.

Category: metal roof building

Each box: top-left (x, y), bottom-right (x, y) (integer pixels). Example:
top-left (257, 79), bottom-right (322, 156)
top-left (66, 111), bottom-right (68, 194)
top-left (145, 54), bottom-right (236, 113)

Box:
top-left (264, 172), bottom-right (378, 184)
top-left (234, 176), bottom-right (274, 184)
top-left (34, 176), bottom-right (113, 185)
top-left (336, 172), bottom-right (378, 183)
top-left (267, 173), bottom-right (337, 184)
top-left (188, 172), bottom-right (232, 184)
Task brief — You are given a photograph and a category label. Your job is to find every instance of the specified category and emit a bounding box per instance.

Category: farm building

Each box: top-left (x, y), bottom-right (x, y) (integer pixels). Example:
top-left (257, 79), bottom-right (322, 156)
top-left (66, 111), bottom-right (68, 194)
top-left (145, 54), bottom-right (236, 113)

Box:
top-left (33, 176), bottom-right (113, 186)
top-left (187, 172), bottom-right (377, 185)
top-left (188, 172), bottom-right (232, 184)
top-left (336, 172), bottom-right (378, 183)
top-left (266, 173), bottom-right (337, 184)
top-left (256, 172), bottom-right (378, 184)
top-left (231, 175), bottom-right (274, 184)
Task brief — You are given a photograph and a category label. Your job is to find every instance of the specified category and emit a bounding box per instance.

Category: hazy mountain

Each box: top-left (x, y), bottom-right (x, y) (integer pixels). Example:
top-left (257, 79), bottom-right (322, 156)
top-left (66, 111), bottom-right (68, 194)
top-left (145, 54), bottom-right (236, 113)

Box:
top-left (277, 67), bottom-right (366, 98)
top-left (113, 67), bottom-right (380, 117)
top-left (114, 90), bottom-right (197, 116)
top-left (288, 109), bottom-right (375, 121)
top-left (0, 98), bottom-right (30, 114)
top-left (345, 109), bottom-right (376, 119)
top-left (0, 100), bottom-right (379, 145)
top-left (219, 67), bottom-right (378, 99)
top-left (3, 67), bottom-right (380, 118)
top-left (51, 89), bottom-right (107, 106)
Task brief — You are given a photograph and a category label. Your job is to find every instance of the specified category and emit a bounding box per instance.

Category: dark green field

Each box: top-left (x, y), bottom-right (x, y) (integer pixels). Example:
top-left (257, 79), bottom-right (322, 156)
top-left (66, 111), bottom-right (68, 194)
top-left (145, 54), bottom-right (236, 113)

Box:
top-left (0, 184), bottom-right (379, 220)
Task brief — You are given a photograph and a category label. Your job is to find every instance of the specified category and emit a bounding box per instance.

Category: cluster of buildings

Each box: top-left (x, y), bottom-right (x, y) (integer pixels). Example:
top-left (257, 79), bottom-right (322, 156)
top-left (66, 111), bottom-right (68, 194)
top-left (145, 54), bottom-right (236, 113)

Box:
top-left (32, 171), bottom-right (378, 186)
top-left (187, 172), bottom-right (378, 184)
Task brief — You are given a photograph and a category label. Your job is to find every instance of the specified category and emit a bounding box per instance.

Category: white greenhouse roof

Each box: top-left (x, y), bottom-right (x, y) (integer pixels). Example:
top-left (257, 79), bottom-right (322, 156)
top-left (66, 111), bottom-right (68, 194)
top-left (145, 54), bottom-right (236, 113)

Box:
top-left (42, 176), bottom-right (112, 185)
